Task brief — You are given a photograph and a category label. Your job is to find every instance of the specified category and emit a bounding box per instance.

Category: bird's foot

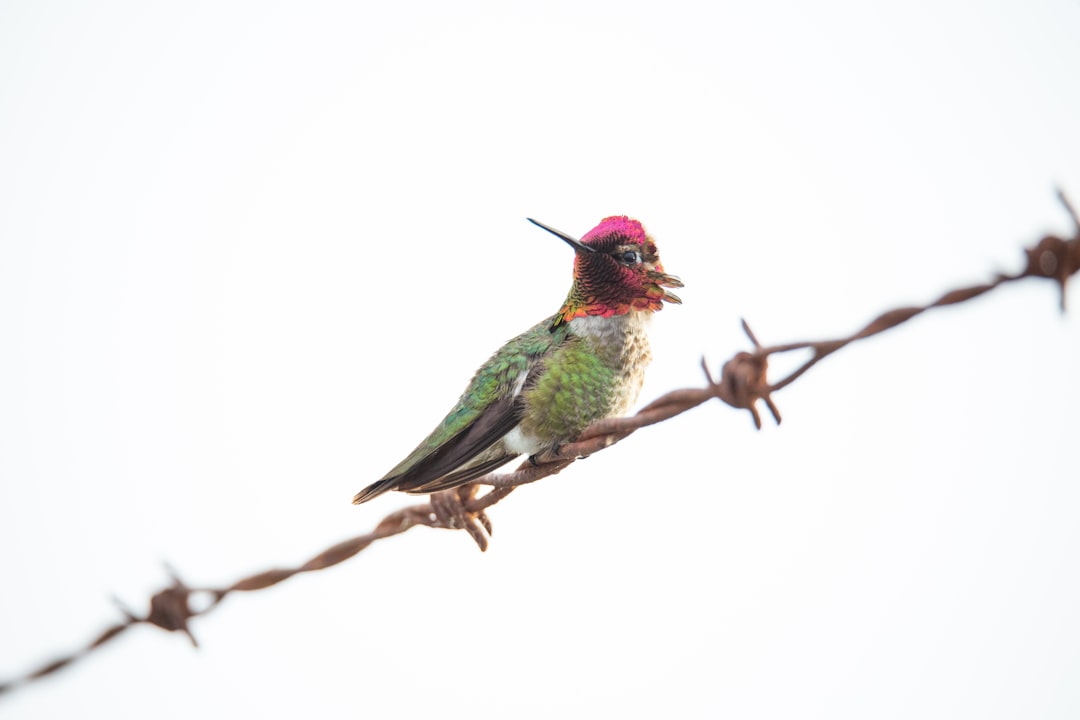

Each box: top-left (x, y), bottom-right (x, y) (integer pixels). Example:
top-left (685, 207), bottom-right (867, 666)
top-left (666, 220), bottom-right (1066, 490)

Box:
top-left (430, 484), bottom-right (493, 552)
top-left (530, 442), bottom-right (575, 466)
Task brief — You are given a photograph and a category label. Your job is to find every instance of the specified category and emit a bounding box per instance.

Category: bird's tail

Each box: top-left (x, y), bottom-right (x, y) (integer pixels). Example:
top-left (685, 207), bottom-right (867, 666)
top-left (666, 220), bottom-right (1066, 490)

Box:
top-left (352, 478), bottom-right (398, 504)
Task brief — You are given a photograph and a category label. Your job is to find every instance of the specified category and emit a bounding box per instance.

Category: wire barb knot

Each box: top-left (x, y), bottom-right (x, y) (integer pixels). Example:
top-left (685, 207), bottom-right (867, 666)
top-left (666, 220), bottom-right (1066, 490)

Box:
top-left (430, 484), bottom-right (495, 551)
top-left (146, 575), bottom-right (200, 647)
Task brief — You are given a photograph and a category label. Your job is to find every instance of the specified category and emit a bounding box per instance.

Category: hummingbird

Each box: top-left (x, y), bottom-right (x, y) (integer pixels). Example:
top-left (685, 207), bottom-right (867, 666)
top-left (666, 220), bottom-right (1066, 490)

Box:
top-left (352, 216), bottom-right (683, 504)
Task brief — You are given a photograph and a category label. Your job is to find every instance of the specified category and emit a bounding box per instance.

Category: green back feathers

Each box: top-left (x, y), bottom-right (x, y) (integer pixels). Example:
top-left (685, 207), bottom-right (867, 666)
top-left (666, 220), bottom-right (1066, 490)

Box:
top-left (379, 317), bottom-right (563, 479)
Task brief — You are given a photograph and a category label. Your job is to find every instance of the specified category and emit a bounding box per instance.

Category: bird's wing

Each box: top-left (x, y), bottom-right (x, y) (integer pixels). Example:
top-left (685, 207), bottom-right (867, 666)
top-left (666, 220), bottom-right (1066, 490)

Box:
top-left (388, 391), bottom-right (525, 493)
top-left (352, 318), bottom-right (565, 504)
top-left (351, 385), bottom-right (524, 504)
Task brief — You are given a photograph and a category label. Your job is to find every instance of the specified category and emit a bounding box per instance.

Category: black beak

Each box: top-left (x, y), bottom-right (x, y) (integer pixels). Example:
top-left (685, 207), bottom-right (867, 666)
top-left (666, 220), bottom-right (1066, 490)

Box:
top-left (527, 218), bottom-right (596, 254)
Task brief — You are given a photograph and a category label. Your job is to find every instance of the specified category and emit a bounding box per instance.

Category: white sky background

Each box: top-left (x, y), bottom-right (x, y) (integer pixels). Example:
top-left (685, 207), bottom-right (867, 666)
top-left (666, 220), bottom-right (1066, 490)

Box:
top-left (2, 1), bottom-right (1079, 717)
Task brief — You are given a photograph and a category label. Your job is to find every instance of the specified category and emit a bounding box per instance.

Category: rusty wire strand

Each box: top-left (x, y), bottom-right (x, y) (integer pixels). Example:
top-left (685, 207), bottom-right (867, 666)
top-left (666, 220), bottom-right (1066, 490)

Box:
top-left (2, 191), bottom-right (1077, 697)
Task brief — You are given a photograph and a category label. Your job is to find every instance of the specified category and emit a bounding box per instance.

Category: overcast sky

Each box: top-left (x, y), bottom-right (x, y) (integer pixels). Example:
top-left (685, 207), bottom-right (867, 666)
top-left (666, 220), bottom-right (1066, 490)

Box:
top-left (3, 1), bottom-right (1080, 718)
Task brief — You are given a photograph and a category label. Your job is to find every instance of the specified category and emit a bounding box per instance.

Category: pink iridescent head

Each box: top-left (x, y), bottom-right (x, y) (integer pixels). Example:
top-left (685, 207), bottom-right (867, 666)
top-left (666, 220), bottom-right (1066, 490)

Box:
top-left (527, 216), bottom-right (683, 323)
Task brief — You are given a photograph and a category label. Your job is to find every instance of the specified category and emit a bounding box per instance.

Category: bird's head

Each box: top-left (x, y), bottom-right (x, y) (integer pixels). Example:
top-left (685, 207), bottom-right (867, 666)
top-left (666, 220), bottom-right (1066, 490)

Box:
top-left (529, 216), bottom-right (683, 325)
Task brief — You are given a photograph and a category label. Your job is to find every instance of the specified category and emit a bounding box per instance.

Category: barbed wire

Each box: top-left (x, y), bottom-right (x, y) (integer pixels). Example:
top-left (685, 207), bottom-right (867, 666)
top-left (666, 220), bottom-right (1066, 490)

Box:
top-left (2, 191), bottom-right (1077, 697)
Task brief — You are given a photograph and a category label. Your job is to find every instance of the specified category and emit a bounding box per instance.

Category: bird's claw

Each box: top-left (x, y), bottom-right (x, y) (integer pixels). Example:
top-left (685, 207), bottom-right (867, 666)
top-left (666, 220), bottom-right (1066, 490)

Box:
top-left (430, 484), bottom-right (492, 551)
top-left (529, 442), bottom-right (570, 466)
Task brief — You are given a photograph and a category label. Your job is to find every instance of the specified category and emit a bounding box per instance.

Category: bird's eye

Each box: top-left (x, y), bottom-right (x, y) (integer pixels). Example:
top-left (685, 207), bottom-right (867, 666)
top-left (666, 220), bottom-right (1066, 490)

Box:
top-left (617, 250), bottom-right (642, 265)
